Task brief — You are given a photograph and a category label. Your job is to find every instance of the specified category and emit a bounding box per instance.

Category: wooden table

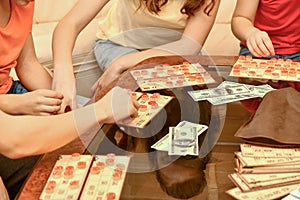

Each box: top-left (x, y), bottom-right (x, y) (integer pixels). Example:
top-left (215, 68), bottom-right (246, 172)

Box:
top-left (17, 55), bottom-right (247, 200)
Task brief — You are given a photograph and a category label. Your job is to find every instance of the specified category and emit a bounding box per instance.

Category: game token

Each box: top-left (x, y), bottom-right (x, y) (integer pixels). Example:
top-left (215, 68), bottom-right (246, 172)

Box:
top-left (281, 70), bottom-right (288, 76)
top-left (107, 153), bottom-right (116, 159)
top-left (259, 62), bottom-right (267, 68)
top-left (239, 55), bottom-right (246, 60)
top-left (141, 94), bottom-right (149, 100)
top-left (107, 192), bottom-right (116, 200)
top-left (150, 94), bottom-right (159, 101)
top-left (232, 69), bottom-right (240, 75)
top-left (180, 66), bottom-right (189, 71)
top-left (151, 71), bottom-right (158, 77)
top-left (96, 161), bottom-right (105, 169)
top-left (90, 166), bottom-right (101, 175)
top-left (112, 171), bottom-right (122, 181)
top-left (183, 71), bottom-right (191, 76)
top-left (45, 181), bottom-right (56, 194)
top-left (272, 72), bottom-right (280, 78)
top-left (264, 69), bottom-right (272, 75)
top-left (188, 75), bottom-right (196, 81)
top-left (170, 74), bottom-right (178, 80)
top-left (116, 163), bottom-right (125, 171)
top-left (52, 170), bottom-right (62, 179)
top-left (176, 79), bottom-right (184, 86)
top-left (177, 75), bottom-right (185, 80)
top-left (71, 152), bottom-right (81, 160)
top-left (148, 101), bottom-right (159, 109)
top-left (153, 93), bottom-right (160, 98)
top-left (69, 180), bottom-right (80, 189)
top-left (139, 105), bottom-right (148, 112)
top-left (133, 71), bottom-right (141, 76)
top-left (248, 71), bottom-right (256, 76)
top-left (106, 158), bottom-right (115, 166)
top-left (155, 65), bottom-right (164, 71)
top-left (246, 55), bottom-right (252, 61)
top-left (167, 69), bottom-right (175, 75)
top-left (131, 92), bottom-right (137, 99)
top-left (196, 76), bottom-right (204, 83)
top-left (141, 69), bottom-right (148, 75)
top-left (289, 71), bottom-right (296, 77)
top-left (77, 161), bottom-right (87, 169)
top-left (63, 168), bottom-right (74, 179)
top-left (166, 81), bottom-right (173, 87)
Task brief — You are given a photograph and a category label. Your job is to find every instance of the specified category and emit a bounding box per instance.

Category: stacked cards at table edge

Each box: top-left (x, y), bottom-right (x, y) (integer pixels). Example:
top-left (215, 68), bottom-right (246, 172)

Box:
top-left (226, 143), bottom-right (300, 200)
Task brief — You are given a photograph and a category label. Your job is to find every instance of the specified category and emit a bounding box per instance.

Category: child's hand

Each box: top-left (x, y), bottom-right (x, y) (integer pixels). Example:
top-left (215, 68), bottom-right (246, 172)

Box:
top-left (52, 71), bottom-right (78, 113)
top-left (245, 29), bottom-right (275, 57)
top-left (95, 87), bottom-right (139, 124)
top-left (91, 60), bottom-right (125, 95)
top-left (18, 89), bottom-right (63, 115)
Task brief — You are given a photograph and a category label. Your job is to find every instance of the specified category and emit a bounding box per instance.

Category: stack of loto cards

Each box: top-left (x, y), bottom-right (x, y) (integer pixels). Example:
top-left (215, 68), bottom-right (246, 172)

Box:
top-left (226, 144), bottom-right (300, 200)
top-left (151, 121), bottom-right (208, 156)
top-left (188, 81), bottom-right (275, 105)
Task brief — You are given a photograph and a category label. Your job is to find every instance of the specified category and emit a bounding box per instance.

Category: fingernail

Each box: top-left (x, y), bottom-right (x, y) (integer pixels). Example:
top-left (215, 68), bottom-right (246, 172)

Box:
top-left (65, 106), bottom-right (72, 113)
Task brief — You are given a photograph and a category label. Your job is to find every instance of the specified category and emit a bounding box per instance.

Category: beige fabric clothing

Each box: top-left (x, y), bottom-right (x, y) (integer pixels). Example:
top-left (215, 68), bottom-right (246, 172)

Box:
top-left (96, 0), bottom-right (188, 49)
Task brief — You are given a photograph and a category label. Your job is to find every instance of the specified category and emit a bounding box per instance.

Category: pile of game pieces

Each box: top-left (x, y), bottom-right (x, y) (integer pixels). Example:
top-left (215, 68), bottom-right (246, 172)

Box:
top-left (130, 62), bottom-right (216, 91)
top-left (118, 92), bottom-right (173, 128)
top-left (226, 144), bottom-right (300, 200)
top-left (229, 56), bottom-right (300, 82)
top-left (188, 81), bottom-right (275, 105)
top-left (151, 121), bottom-right (208, 156)
top-left (40, 153), bottom-right (130, 200)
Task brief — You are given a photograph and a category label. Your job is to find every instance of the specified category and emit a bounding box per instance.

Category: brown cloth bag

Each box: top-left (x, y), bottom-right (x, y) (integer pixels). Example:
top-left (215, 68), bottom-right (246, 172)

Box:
top-left (235, 87), bottom-right (300, 146)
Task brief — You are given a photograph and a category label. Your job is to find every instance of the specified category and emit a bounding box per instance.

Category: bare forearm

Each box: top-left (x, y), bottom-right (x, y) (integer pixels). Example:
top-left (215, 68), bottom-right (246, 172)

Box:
top-left (232, 17), bottom-right (258, 43)
top-left (116, 37), bottom-right (201, 72)
top-left (231, 0), bottom-right (260, 44)
top-left (52, 20), bottom-right (77, 74)
top-left (0, 94), bottom-right (22, 115)
top-left (0, 103), bottom-right (104, 159)
top-left (17, 62), bottom-right (53, 90)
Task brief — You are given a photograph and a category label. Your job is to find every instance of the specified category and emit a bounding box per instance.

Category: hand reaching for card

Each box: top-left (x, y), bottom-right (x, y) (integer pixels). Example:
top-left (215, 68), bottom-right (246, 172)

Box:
top-left (16, 89), bottom-right (63, 115)
top-left (245, 29), bottom-right (275, 57)
top-left (91, 60), bottom-right (125, 95)
top-left (95, 87), bottom-right (139, 124)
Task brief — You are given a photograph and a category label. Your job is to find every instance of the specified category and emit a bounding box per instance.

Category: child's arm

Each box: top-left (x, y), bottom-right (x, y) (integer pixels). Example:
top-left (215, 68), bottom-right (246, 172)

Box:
top-left (0, 89), bottom-right (63, 115)
top-left (0, 87), bottom-right (138, 159)
top-left (52, 0), bottom-right (110, 113)
top-left (15, 33), bottom-right (53, 90)
top-left (92, 0), bottom-right (221, 92)
top-left (231, 0), bottom-right (275, 57)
